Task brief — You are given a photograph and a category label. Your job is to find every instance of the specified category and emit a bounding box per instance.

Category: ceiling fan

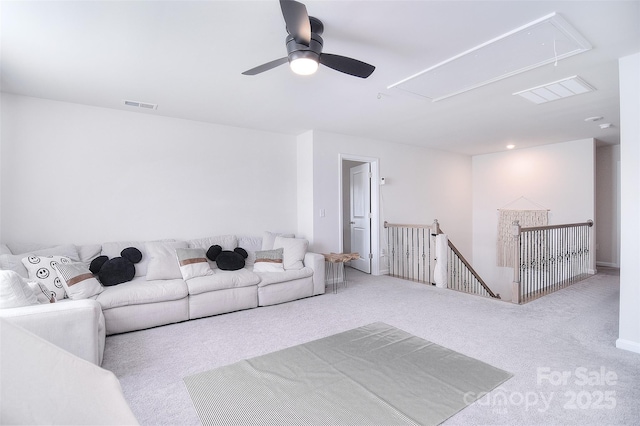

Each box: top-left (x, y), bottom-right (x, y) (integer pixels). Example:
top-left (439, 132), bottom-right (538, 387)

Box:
top-left (242, 0), bottom-right (375, 79)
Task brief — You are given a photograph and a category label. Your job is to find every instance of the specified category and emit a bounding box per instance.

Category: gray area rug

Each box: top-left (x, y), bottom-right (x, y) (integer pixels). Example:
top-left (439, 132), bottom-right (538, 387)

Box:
top-left (183, 322), bottom-right (512, 425)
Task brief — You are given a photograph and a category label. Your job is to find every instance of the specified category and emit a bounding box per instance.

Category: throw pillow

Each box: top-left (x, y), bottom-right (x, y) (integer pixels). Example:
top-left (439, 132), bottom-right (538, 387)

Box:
top-left (101, 240), bottom-right (158, 277)
top-left (175, 248), bottom-right (214, 280)
top-left (253, 248), bottom-right (285, 273)
top-left (261, 231), bottom-right (295, 250)
top-left (21, 255), bottom-right (72, 300)
top-left (145, 241), bottom-right (188, 281)
top-left (238, 235), bottom-right (262, 267)
top-left (53, 262), bottom-right (104, 300)
top-left (188, 235), bottom-right (238, 270)
top-left (0, 244), bottom-right (78, 278)
top-left (188, 235), bottom-right (238, 251)
top-left (0, 270), bottom-right (39, 309)
top-left (273, 236), bottom-right (308, 270)
top-left (27, 280), bottom-right (55, 304)
top-left (76, 244), bottom-right (103, 264)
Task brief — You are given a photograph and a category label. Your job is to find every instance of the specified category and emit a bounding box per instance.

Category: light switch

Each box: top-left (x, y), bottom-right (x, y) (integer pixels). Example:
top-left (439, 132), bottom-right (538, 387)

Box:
top-left (320, 209), bottom-right (326, 217)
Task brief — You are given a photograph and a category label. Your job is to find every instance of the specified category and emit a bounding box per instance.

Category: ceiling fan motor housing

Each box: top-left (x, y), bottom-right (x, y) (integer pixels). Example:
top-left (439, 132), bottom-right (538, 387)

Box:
top-left (286, 32), bottom-right (323, 64)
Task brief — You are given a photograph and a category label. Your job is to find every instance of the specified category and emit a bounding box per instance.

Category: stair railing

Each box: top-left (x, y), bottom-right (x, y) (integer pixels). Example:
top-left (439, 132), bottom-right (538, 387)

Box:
top-left (384, 220), bottom-right (436, 284)
top-left (512, 220), bottom-right (593, 304)
top-left (434, 222), bottom-right (501, 299)
top-left (385, 220), bottom-right (500, 299)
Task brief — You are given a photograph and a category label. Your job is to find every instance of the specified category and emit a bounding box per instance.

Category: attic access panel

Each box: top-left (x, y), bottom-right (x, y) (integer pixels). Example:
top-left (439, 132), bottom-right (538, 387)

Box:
top-left (388, 13), bottom-right (592, 102)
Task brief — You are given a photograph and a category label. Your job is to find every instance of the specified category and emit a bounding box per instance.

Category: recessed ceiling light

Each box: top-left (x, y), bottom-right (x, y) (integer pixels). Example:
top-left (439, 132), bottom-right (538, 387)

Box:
top-left (584, 116), bottom-right (603, 122)
top-left (599, 123), bottom-right (613, 129)
top-left (506, 144), bottom-right (516, 149)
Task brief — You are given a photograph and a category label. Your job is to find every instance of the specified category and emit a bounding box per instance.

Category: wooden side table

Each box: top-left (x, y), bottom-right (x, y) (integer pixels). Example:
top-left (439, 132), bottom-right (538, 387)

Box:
top-left (323, 253), bottom-right (359, 294)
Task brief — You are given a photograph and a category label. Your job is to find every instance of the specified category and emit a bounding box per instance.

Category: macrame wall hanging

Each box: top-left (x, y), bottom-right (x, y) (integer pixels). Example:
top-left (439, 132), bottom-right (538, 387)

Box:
top-left (497, 197), bottom-right (549, 268)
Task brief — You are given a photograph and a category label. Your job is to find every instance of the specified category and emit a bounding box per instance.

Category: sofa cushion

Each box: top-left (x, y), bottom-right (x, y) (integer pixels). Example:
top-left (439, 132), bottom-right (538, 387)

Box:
top-left (145, 241), bottom-right (188, 280)
top-left (0, 270), bottom-right (40, 309)
top-left (5, 242), bottom-right (54, 255)
top-left (188, 235), bottom-right (238, 251)
top-left (274, 236), bottom-right (308, 270)
top-left (0, 244), bottom-right (78, 278)
top-left (186, 269), bottom-right (260, 296)
top-left (101, 240), bottom-right (174, 277)
top-left (238, 235), bottom-right (262, 267)
top-left (22, 255), bottom-right (73, 300)
top-left (0, 244), bottom-right (11, 255)
top-left (76, 244), bottom-right (103, 264)
top-left (54, 262), bottom-right (104, 300)
top-left (261, 231), bottom-right (294, 250)
top-left (255, 267), bottom-right (314, 287)
top-left (95, 277), bottom-right (188, 310)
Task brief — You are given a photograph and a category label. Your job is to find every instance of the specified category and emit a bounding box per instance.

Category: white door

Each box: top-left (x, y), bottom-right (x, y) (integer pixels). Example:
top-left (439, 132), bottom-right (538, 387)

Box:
top-left (350, 163), bottom-right (371, 273)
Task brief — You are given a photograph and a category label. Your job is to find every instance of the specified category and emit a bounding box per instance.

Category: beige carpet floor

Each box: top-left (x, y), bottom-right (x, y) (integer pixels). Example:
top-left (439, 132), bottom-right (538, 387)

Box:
top-left (102, 268), bottom-right (639, 425)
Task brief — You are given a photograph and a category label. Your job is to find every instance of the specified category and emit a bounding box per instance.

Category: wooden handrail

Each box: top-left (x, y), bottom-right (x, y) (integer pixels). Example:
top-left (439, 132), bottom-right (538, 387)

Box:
top-left (384, 221), bottom-right (434, 230)
top-left (519, 220), bottom-right (593, 232)
top-left (385, 219), bottom-right (499, 299)
top-left (512, 219), bottom-right (593, 304)
top-left (435, 226), bottom-right (500, 299)
top-left (445, 238), bottom-right (500, 299)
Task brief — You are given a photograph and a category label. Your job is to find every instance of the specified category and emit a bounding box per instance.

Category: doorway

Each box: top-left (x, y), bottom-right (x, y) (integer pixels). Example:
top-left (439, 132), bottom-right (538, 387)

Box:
top-left (339, 155), bottom-right (380, 275)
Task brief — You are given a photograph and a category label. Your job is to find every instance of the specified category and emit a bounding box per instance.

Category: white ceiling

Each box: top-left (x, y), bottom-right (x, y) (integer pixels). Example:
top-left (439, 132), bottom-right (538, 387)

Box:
top-left (2, 0), bottom-right (639, 155)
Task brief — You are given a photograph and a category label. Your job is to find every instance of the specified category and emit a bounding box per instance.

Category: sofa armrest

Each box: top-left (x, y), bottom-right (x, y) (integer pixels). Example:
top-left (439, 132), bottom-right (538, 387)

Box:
top-left (304, 252), bottom-right (325, 295)
top-left (0, 299), bottom-right (106, 365)
top-left (0, 319), bottom-right (138, 425)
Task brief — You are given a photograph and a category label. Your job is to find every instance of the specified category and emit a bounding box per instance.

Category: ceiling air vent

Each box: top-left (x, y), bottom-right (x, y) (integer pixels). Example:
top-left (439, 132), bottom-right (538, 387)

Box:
top-left (123, 100), bottom-right (158, 110)
top-left (513, 75), bottom-right (595, 104)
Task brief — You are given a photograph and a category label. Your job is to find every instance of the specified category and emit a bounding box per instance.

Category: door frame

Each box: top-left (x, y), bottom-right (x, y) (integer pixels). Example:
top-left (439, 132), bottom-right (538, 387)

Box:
top-left (338, 154), bottom-right (381, 276)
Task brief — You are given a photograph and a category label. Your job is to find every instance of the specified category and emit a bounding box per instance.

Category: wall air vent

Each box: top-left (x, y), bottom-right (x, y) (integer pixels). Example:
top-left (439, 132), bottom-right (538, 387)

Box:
top-left (123, 100), bottom-right (158, 110)
top-left (513, 75), bottom-right (595, 104)
top-left (387, 12), bottom-right (592, 102)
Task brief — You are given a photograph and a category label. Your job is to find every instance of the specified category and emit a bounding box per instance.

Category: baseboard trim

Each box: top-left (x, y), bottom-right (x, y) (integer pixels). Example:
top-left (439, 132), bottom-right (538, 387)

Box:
top-left (616, 338), bottom-right (640, 354)
top-left (377, 268), bottom-right (390, 276)
top-left (596, 261), bottom-right (620, 268)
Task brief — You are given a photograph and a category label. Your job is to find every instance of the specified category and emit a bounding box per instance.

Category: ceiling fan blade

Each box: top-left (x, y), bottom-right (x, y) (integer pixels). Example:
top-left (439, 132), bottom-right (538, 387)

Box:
top-left (319, 53), bottom-right (375, 78)
top-left (242, 57), bottom-right (289, 76)
top-left (280, 0), bottom-right (311, 45)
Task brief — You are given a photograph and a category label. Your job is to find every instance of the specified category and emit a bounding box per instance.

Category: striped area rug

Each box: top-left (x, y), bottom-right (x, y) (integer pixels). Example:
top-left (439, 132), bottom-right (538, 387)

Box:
top-left (183, 322), bottom-right (512, 425)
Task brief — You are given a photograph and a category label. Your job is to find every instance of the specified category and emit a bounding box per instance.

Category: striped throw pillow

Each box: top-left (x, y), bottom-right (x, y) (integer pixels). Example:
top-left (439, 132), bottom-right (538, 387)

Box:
top-left (175, 248), bottom-right (213, 280)
top-left (54, 262), bottom-right (104, 299)
top-left (253, 248), bottom-right (285, 272)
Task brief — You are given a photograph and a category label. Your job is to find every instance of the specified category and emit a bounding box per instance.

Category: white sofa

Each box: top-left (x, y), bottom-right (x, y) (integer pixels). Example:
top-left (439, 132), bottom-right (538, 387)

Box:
top-left (1, 319), bottom-right (139, 425)
top-left (0, 233), bottom-right (325, 365)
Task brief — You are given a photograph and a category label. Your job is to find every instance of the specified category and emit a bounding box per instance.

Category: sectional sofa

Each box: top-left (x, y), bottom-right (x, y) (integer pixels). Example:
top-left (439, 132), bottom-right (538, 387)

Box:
top-left (0, 232), bottom-right (325, 365)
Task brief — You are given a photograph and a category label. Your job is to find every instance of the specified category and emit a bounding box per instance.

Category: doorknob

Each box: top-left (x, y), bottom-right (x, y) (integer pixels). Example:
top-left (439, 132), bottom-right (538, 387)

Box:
top-left (350, 221), bottom-right (355, 224)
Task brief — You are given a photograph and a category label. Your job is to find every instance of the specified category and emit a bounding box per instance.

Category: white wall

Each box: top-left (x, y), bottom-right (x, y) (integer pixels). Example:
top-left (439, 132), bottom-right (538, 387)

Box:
top-left (617, 52), bottom-right (640, 354)
top-left (472, 139), bottom-right (596, 301)
top-left (296, 130), bottom-right (314, 245)
top-left (307, 131), bottom-right (472, 266)
top-left (0, 92), bottom-right (3, 243)
top-left (595, 144), bottom-right (621, 267)
top-left (0, 94), bottom-right (298, 245)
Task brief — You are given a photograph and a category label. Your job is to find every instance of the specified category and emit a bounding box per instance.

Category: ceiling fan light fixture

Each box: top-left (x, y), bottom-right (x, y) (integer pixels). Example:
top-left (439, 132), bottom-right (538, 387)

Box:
top-left (289, 51), bottom-right (319, 75)
top-left (290, 57), bottom-right (318, 75)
